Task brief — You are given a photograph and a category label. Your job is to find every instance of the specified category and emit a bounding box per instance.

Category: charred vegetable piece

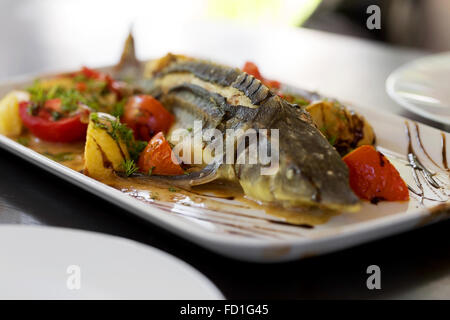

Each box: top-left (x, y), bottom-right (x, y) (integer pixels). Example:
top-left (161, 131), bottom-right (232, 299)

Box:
top-left (0, 91), bottom-right (29, 136)
top-left (343, 145), bottom-right (409, 203)
top-left (139, 54), bottom-right (359, 211)
top-left (138, 132), bottom-right (184, 175)
top-left (84, 113), bottom-right (130, 179)
top-left (306, 101), bottom-right (376, 156)
top-left (122, 95), bottom-right (174, 141)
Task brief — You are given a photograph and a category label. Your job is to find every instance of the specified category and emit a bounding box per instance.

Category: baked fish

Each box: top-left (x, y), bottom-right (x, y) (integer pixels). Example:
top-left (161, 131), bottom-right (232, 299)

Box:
top-left (116, 38), bottom-right (360, 211)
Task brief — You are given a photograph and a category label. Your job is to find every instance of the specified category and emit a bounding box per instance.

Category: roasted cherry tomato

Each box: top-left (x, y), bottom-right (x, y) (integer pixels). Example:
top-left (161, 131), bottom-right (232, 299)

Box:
top-left (343, 145), bottom-right (409, 203)
top-left (19, 101), bottom-right (88, 143)
top-left (123, 95), bottom-right (174, 141)
top-left (138, 132), bottom-right (184, 176)
top-left (242, 61), bottom-right (281, 89)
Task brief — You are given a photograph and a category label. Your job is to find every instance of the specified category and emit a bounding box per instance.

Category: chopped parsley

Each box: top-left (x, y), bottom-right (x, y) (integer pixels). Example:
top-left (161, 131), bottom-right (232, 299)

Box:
top-left (328, 135), bottom-right (337, 146)
top-left (147, 166), bottom-right (155, 176)
top-left (42, 151), bottom-right (74, 162)
top-left (17, 137), bottom-right (30, 146)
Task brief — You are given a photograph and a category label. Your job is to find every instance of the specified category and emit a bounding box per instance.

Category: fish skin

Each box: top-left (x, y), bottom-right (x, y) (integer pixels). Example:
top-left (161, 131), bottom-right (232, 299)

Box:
top-left (140, 55), bottom-right (359, 211)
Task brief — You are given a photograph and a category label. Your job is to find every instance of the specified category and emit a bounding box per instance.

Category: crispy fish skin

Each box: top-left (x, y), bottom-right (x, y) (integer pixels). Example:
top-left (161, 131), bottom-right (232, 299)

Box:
top-left (142, 55), bottom-right (360, 211)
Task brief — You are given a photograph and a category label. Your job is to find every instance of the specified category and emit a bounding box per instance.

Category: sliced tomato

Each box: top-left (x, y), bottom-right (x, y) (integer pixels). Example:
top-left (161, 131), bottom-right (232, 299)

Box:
top-left (138, 132), bottom-right (184, 175)
top-left (19, 102), bottom-right (88, 143)
top-left (342, 145), bottom-right (409, 203)
top-left (123, 95), bottom-right (174, 141)
top-left (242, 61), bottom-right (280, 89)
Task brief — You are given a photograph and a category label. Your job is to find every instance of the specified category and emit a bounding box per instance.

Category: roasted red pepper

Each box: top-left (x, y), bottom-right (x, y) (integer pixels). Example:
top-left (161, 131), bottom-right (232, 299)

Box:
top-left (343, 145), bottom-right (409, 203)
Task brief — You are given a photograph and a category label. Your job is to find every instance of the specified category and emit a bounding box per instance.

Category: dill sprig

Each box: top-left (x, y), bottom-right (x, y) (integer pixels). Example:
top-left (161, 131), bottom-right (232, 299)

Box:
top-left (121, 159), bottom-right (139, 176)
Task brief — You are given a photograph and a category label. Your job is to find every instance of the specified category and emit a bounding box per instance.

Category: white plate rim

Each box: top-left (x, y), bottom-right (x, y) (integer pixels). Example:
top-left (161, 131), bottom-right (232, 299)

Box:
top-left (386, 52), bottom-right (450, 126)
top-left (0, 224), bottom-right (224, 299)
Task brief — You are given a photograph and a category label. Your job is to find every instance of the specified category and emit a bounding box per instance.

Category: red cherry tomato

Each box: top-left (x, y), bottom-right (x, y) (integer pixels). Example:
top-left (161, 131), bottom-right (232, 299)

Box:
top-left (19, 102), bottom-right (88, 143)
top-left (123, 95), bottom-right (174, 141)
top-left (138, 132), bottom-right (184, 175)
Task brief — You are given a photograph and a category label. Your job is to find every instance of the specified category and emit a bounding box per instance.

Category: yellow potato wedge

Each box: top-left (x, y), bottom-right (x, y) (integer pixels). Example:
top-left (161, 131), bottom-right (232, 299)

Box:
top-left (84, 113), bottom-right (129, 179)
top-left (0, 90), bottom-right (29, 136)
top-left (306, 101), bottom-right (375, 156)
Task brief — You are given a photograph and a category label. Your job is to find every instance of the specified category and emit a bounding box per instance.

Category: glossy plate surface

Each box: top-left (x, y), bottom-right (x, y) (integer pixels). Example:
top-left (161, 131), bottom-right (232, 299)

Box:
top-left (0, 68), bottom-right (449, 263)
top-left (386, 52), bottom-right (450, 126)
top-left (0, 225), bottom-right (223, 299)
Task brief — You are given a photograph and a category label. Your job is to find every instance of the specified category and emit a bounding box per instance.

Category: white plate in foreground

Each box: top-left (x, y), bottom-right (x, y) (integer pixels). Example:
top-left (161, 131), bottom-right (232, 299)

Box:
top-left (0, 225), bottom-right (223, 299)
top-left (386, 52), bottom-right (450, 126)
top-left (0, 68), bottom-right (449, 263)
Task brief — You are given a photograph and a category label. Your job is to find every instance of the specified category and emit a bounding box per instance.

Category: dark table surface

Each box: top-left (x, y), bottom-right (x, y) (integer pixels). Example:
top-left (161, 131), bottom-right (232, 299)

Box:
top-left (0, 1), bottom-right (449, 299)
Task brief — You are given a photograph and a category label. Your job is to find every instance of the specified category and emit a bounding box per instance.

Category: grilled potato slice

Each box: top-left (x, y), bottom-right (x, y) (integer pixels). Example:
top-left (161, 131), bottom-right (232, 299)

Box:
top-left (84, 113), bottom-right (129, 179)
top-left (0, 91), bottom-right (29, 136)
top-left (306, 101), bottom-right (375, 156)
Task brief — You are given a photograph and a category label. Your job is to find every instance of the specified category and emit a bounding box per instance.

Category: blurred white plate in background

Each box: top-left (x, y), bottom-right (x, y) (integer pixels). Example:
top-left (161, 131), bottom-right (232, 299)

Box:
top-left (387, 52), bottom-right (450, 126)
top-left (0, 225), bottom-right (223, 299)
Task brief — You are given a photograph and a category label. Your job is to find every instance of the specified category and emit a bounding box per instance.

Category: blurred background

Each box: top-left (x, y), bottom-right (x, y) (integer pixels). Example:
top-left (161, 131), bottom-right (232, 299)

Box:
top-left (0, 0), bottom-right (448, 126)
top-left (0, 0), bottom-right (449, 80)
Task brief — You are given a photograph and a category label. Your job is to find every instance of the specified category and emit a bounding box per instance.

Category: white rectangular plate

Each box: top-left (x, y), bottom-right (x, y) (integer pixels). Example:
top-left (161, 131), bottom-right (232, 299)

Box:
top-left (0, 68), bottom-right (449, 263)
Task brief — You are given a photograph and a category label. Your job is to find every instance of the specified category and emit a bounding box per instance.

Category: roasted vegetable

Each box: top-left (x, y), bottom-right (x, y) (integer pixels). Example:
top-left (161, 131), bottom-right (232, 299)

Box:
top-left (84, 113), bottom-right (130, 179)
top-left (138, 132), bottom-right (184, 175)
top-left (19, 101), bottom-right (89, 143)
top-left (343, 145), bottom-right (409, 203)
top-left (123, 95), bottom-right (174, 141)
top-left (306, 101), bottom-right (375, 156)
top-left (0, 91), bottom-right (29, 136)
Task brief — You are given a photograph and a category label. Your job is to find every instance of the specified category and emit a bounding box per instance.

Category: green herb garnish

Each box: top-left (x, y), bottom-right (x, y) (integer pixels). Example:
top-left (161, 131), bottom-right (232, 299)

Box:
top-left (328, 135), bottom-right (337, 146)
top-left (112, 98), bottom-right (126, 118)
top-left (293, 98), bottom-right (309, 106)
top-left (17, 137), bottom-right (30, 146)
top-left (168, 187), bottom-right (178, 192)
top-left (121, 159), bottom-right (139, 176)
top-left (42, 151), bottom-right (74, 162)
top-left (148, 166), bottom-right (155, 176)
top-left (51, 111), bottom-right (61, 121)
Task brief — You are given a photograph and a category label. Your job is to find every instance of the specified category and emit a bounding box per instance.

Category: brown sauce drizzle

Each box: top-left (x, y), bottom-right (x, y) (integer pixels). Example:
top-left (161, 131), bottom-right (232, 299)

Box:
top-left (405, 121), bottom-right (448, 204)
top-left (442, 133), bottom-right (448, 171)
top-left (414, 122), bottom-right (443, 170)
